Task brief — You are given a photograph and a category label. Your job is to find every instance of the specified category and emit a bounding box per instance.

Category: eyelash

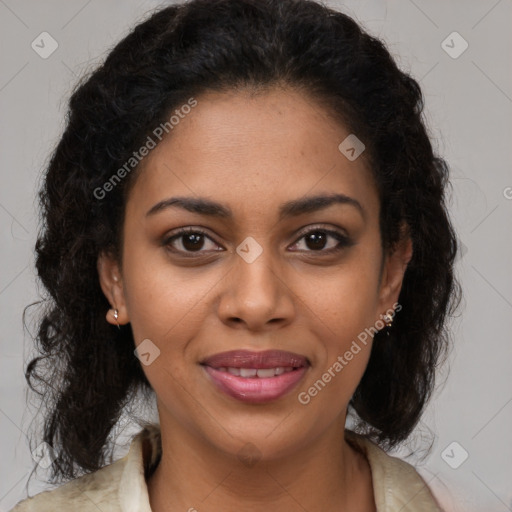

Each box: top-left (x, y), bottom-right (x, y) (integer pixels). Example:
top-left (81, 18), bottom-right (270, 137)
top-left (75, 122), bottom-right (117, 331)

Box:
top-left (162, 225), bottom-right (352, 258)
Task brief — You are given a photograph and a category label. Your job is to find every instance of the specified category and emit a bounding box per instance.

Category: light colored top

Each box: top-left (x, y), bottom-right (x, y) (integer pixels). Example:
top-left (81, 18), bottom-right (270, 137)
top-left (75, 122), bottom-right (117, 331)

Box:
top-left (11, 424), bottom-right (442, 511)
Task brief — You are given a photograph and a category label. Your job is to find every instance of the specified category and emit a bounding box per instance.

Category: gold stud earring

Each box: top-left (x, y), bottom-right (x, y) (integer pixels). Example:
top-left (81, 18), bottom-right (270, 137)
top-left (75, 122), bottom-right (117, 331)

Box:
top-left (383, 313), bottom-right (394, 328)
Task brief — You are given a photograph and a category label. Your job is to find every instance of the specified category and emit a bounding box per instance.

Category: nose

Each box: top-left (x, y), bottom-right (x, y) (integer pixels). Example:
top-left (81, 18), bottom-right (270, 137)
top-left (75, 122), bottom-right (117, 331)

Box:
top-left (216, 245), bottom-right (295, 331)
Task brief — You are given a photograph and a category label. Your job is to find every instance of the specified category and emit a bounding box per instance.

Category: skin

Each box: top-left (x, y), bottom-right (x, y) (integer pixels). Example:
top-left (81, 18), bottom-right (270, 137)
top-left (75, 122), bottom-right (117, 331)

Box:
top-left (98, 86), bottom-right (412, 512)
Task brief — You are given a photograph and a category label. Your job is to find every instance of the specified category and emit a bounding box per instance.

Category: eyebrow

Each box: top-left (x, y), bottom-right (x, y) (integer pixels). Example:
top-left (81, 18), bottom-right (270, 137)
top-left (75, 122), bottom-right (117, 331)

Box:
top-left (146, 193), bottom-right (365, 221)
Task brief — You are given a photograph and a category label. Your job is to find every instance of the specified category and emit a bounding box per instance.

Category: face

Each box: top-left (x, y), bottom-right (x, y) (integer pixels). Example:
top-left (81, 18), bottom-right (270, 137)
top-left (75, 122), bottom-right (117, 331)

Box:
top-left (98, 87), bottom-right (411, 462)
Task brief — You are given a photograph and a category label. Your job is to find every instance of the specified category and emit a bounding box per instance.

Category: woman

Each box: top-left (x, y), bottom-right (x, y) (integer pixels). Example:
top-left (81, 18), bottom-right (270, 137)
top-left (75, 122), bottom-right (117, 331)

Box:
top-left (12, 0), bottom-right (460, 510)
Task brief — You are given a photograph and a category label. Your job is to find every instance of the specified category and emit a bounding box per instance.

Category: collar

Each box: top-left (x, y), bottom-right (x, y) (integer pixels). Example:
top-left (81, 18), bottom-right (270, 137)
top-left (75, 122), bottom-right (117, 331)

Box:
top-left (117, 424), bottom-right (440, 512)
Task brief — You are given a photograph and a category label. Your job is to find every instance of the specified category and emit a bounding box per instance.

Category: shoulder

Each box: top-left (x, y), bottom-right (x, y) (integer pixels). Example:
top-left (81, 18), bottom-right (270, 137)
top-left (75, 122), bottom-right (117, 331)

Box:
top-left (10, 425), bottom-right (160, 512)
top-left (346, 430), bottom-right (443, 512)
top-left (10, 457), bottom-right (126, 512)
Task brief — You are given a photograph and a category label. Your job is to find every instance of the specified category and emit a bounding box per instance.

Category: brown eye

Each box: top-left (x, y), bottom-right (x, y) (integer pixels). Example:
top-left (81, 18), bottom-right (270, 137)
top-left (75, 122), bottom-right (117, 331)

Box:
top-left (180, 232), bottom-right (206, 251)
top-left (289, 227), bottom-right (352, 254)
top-left (304, 231), bottom-right (328, 250)
top-left (163, 228), bottom-right (223, 255)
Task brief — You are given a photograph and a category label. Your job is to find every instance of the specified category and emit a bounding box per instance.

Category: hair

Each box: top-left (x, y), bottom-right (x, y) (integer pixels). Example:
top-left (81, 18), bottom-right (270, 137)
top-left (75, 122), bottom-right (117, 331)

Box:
top-left (26, 0), bottom-right (461, 482)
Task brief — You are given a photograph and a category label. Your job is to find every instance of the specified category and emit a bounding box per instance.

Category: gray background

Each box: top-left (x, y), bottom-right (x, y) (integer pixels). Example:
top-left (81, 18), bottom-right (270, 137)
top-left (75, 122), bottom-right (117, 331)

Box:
top-left (1, 1), bottom-right (511, 510)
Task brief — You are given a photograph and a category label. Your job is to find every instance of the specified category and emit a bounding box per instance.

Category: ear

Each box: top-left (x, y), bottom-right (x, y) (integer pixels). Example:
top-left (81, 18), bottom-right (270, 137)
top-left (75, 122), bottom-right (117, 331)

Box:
top-left (97, 250), bottom-right (130, 326)
top-left (376, 224), bottom-right (413, 319)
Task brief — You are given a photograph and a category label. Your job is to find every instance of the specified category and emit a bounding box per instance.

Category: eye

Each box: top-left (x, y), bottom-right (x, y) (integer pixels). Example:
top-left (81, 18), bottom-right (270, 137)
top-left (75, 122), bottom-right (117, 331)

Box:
top-left (163, 227), bottom-right (224, 255)
top-left (289, 226), bottom-right (352, 254)
top-left (163, 225), bottom-right (352, 257)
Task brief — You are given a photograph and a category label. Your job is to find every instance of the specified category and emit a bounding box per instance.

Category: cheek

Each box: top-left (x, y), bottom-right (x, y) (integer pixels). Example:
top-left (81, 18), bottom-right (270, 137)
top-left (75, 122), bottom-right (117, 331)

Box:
top-left (296, 273), bottom-right (378, 419)
top-left (120, 240), bottom-right (215, 346)
top-left (293, 250), bottom-right (381, 407)
top-left (297, 254), bottom-right (382, 336)
top-left (306, 279), bottom-right (376, 380)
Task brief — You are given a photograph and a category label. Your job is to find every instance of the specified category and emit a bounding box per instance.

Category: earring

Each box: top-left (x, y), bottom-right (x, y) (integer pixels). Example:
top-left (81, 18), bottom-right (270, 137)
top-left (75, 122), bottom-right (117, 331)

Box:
top-left (382, 312), bottom-right (394, 336)
top-left (383, 313), bottom-right (394, 328)
top-left (112, 308), bottom-right (121, 330)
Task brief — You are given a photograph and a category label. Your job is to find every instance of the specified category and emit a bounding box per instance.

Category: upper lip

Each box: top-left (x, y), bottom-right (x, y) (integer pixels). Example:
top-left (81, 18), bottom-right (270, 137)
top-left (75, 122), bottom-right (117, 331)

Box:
top-left (201, 350), bottom-right (309, 369)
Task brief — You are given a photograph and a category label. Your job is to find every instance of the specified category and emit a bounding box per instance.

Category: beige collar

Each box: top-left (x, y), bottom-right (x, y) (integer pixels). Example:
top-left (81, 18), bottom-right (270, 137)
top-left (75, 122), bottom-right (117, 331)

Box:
top-left (116, 424), bottom-right (440, 512)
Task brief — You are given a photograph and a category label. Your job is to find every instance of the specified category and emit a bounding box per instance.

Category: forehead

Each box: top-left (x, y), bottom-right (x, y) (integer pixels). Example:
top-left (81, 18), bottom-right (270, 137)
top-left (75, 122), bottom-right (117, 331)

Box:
top-left (126, 87), bottom-right (378, 222)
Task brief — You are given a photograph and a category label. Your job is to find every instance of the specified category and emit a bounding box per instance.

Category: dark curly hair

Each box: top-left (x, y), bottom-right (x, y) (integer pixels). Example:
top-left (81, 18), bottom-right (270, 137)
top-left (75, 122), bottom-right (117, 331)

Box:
top-left (26, 0), bottom-right (461, 483)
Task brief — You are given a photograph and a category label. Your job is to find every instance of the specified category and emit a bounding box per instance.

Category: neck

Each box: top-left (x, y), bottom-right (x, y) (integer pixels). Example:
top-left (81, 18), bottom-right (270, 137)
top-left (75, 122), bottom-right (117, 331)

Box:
top-left (147, 415), bottom-right (375, 512)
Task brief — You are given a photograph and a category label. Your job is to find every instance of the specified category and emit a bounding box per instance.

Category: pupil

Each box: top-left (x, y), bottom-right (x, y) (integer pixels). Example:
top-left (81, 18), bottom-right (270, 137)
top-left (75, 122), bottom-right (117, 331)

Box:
top-left (306, 231), bottom-right (326, 250)
top-left (183, 233), bottom-right (204, 251)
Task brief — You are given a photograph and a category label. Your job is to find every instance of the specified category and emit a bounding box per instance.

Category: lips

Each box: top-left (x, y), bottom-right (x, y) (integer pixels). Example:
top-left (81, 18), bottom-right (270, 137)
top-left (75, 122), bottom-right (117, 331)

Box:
top-left (201, 350), bottom-right (309, 403)
top-left (201, 349), bottom-right (309, 370)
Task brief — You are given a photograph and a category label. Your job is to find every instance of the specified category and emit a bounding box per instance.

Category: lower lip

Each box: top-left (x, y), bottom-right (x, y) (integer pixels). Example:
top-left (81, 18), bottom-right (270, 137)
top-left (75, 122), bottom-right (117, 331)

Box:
top-left (203, 366), bottom-right (308, 403)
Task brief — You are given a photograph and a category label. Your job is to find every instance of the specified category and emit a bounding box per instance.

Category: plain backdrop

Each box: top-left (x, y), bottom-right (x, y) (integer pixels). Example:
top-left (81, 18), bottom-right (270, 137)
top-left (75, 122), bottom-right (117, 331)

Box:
top-left (1, 1), bottom-right (511, 511)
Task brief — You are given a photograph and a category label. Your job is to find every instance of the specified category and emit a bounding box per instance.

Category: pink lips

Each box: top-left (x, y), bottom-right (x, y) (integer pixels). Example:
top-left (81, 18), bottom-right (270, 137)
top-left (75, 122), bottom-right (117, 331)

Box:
top-left (201, 350), bottom-right (309, 404)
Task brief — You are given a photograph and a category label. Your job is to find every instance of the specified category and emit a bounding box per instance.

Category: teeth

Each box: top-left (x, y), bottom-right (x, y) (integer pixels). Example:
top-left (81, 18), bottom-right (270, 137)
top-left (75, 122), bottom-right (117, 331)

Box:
top-left (216, 366), bottom-right (297, 378)
top-left (256, 368), bottom-right (276, 378)
top-left (240, 368), bottom-right (258, 377)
